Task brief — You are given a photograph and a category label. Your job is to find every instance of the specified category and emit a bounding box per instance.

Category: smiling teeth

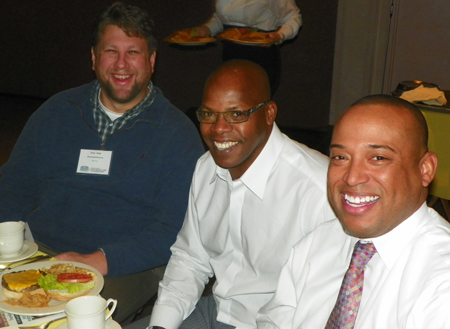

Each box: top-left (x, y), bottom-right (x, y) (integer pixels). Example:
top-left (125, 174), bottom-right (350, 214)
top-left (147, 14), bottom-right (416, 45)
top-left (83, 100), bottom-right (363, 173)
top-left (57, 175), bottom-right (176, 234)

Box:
top-left (345, 194), bottom-right (379, 205)
top-left (214, 141), bottom-right (238, 151)
top-left (114, 75), bottom-right (130, 79)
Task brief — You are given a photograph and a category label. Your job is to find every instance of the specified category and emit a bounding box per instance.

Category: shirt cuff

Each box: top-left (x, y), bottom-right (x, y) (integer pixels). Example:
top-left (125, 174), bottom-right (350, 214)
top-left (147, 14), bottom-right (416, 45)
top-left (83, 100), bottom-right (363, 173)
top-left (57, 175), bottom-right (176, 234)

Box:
top-left (98, 248), bottom-right (106, 257)
top-left (277, 32), bottom-right (286, 44)
top-left (150, 304), bottom-right (184, 329)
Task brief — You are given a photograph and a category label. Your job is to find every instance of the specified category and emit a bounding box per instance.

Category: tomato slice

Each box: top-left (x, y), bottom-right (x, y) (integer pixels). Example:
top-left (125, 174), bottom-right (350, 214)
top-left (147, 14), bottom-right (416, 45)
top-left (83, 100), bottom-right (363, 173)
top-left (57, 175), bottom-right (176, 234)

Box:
top-left (57, 273), bottom-right (93, 283)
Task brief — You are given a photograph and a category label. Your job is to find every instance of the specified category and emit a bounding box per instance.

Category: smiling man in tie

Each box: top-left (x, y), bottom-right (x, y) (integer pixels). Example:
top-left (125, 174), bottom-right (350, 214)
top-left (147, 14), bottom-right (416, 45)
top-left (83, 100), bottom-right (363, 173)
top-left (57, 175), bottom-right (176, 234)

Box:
top-left (257, 94), bottom-right (450, 328)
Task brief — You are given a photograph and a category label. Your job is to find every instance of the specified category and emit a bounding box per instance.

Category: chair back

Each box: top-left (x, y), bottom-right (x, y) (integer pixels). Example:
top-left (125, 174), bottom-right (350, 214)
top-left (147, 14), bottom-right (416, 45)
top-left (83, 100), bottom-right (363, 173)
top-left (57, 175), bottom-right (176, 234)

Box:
top-left (419, 106), bottom-right (450, 200)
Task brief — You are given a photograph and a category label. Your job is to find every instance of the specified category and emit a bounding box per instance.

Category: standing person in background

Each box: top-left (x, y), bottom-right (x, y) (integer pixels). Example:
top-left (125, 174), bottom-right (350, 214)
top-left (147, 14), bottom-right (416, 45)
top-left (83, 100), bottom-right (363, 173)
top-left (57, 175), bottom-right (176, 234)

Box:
top-left (189, 0), bottom-right (301, 95)
top-left (0, 2), bottom-right (204, 324)
top-left (125, 60), bottom-right (334, 329)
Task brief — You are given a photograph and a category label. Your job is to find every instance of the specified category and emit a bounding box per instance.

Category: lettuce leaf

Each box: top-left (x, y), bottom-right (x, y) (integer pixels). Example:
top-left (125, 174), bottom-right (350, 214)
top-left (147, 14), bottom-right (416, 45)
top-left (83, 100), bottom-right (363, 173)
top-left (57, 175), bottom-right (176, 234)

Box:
top-left (38, 274), bottom-right (95, 294)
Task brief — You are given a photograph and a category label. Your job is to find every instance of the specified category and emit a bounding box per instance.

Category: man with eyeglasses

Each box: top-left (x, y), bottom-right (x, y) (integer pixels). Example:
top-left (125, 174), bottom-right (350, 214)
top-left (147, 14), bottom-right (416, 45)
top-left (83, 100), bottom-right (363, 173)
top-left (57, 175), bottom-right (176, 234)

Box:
top-left (126, 60), bottom-right (335, 329)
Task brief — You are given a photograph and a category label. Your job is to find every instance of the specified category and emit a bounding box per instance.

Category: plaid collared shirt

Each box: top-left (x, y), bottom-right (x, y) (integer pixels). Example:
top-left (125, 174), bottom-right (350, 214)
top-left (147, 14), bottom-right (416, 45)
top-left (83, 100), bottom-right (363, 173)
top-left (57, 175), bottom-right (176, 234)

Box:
top-left (91, 81), bottom-right (156, 143)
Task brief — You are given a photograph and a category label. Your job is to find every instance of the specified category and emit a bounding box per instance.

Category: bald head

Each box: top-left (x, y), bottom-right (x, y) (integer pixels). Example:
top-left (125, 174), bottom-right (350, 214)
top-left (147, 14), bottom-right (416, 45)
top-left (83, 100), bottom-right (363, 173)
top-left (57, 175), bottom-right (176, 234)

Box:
top-left (327, 94), bottom-right (437, 238)
top-left (346, 94), bottom-right (429, 153)
top-left (199, 60), bottom-right (277, 179)
top-left (204, 60), bottom-right (271, 104)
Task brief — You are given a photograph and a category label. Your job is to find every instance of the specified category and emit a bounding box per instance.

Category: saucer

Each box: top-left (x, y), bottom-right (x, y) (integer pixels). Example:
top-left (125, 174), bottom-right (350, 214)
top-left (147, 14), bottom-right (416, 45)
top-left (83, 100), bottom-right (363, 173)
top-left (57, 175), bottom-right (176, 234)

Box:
top-left (0, 240), bottom-right (38, 262)
top-left (56, 319), bottom-right (121, 329)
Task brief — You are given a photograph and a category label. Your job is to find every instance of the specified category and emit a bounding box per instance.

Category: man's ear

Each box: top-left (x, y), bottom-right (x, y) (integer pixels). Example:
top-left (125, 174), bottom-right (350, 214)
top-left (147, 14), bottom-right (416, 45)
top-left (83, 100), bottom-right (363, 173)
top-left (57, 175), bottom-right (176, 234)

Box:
top-left (91, 47), bottom-right (96, 71)
top-left (420, 151), bottom-right (438, 187)
top-left (266, 101), bottom-right (277, 125)
top-left (149, 51), bottom-right (157, 74)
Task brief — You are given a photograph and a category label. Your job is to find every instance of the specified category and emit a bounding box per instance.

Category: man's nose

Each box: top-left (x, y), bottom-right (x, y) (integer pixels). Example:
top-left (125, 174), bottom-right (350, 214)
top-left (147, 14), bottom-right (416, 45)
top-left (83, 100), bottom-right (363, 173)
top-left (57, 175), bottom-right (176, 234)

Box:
top-left (342, 159), bottom-right (369, 187)
top-left (115, 53), bottom-right (129, 69)
top-left (211, 114), bottom-right (233, 133)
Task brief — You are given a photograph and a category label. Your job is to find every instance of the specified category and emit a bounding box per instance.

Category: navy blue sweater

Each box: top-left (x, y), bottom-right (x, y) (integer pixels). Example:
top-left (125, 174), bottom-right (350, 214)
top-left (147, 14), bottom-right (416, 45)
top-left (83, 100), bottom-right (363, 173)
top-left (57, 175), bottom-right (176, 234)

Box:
top-left (0, 81), bottom-right (205, 276)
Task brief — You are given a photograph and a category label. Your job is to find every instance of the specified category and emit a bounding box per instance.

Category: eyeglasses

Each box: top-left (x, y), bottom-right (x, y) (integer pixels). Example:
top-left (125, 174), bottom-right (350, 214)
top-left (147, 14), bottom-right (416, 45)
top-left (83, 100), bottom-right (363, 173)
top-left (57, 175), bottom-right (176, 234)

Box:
top-left (196, 100), bottom-right (270, 124)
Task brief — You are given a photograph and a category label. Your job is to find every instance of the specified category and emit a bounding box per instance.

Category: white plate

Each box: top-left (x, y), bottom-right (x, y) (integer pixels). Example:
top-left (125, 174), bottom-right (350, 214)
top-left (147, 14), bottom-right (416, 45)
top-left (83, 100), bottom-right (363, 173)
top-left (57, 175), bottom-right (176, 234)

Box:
top-left (56, 319), bottom-right (121, 329)
top-left (170, 41), bottom-right (211, 46)
top-left (227, 39), bottom-right (270, 46)
top-left (0, 261), bottom-right (104, 316)
top-left (216, 30), bottom-right (271, 46)
top-left (219, 36), bottom-right (271, 46)
top-left (0, 240), bottom-right (38, 262)
top-left (164, 37), bottom-right (216, 46)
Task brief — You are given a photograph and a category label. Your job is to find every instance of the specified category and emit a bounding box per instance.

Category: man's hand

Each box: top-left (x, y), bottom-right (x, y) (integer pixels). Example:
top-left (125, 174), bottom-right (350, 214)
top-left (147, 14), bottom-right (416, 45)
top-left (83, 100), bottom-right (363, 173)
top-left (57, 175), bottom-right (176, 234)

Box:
top-left (190, 25), bottom-right (212, 37)
top-left (261, 32), bottom-right (284, 47)
top-left (55, 250), bottom-right (108, 276)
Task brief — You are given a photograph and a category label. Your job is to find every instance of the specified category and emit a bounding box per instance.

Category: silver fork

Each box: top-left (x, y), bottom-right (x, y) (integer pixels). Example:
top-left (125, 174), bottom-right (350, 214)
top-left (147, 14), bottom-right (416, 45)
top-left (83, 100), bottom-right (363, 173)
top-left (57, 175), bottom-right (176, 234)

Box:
top-left (0, 254), bottom-right (52, 272)
top-left (18, 317), bottom-right (66, 329)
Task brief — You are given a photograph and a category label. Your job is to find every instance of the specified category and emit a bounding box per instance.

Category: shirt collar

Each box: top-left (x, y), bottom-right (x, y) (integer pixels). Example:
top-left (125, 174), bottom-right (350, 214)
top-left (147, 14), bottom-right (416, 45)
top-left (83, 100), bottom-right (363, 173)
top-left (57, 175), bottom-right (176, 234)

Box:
top-left (364, 202), bottom-right (429, 270)
top-left (91, 80), bottom-right (155, 119)
top-left (91, 80), bottom-right (156, 142)
top-left (210, 123), bottom-right (285, 199)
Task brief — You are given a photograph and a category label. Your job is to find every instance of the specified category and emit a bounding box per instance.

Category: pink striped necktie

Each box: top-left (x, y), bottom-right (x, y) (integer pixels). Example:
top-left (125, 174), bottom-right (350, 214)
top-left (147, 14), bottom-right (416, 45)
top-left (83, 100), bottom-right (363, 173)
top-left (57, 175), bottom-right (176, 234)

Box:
top-left (325, 240), bottom-right (377, 329)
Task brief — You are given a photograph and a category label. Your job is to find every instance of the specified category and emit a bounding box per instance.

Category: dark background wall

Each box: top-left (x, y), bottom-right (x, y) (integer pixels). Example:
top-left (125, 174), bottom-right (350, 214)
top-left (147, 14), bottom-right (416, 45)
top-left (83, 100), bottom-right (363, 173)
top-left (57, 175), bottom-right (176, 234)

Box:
top-left (0, 0), bottom-right (337, 128)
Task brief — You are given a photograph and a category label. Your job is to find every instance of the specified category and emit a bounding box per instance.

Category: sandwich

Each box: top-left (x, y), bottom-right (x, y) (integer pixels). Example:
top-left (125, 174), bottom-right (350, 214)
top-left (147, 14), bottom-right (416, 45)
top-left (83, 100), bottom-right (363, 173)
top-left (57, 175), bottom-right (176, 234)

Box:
top-left (2, 269), bottom-right (45, 300)
top-left (38, 263), bottom-right (96, 301)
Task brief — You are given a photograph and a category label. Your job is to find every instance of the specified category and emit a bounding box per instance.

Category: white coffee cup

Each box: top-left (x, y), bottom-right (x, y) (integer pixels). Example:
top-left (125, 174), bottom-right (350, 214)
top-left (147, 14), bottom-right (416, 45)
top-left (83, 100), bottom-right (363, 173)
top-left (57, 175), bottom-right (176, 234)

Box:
top-left (0, 221), bottom-right (25, 257)
top-left (65, 296), bottom-right (117, 329)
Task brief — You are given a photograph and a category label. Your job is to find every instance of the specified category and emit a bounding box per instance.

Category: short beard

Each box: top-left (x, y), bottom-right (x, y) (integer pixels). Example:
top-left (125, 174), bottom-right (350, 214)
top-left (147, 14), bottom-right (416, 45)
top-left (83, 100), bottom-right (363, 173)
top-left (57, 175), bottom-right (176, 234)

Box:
top-left (102, 82), bottom-right (142, 105)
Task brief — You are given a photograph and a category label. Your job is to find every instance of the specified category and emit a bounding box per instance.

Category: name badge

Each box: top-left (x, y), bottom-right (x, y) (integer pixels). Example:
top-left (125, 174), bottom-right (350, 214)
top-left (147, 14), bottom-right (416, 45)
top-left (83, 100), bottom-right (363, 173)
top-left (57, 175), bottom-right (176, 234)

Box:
top-left (76, 149), bottom-right (112, 175)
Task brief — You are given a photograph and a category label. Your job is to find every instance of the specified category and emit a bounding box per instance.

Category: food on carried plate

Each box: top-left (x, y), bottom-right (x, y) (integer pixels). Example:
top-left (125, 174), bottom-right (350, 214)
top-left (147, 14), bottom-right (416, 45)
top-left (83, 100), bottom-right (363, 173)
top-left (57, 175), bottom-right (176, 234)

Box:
top-left (38, 263), bottom-right (97, 301)
top-left (218, 28), bottom-right (270, 43)
top-left (166, 30), bottom-right (214, 43)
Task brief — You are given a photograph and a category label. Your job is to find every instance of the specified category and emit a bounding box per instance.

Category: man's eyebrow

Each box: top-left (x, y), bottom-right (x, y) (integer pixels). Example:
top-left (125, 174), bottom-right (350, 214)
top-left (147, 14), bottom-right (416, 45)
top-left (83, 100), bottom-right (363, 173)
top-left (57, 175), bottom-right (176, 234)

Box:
top-left (200, 105), bottom-right (240, 112)
top-left (329, 143), bottom-right (396, 153)
top-left (330, 143), bottom-right (344, 149)
top-left (367, 144), bottom-right (396, 153)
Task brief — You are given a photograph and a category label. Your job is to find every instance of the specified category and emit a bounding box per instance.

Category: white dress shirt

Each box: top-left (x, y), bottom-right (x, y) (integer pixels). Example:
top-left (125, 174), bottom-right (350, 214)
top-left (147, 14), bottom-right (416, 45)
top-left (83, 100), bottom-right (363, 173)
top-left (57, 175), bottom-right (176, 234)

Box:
top-left (257, 203), bottom-right (450, 329)
top-left (149, 124), bottom-right (335, 329)
top-left (205, 0), bottom-right (302, 41)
